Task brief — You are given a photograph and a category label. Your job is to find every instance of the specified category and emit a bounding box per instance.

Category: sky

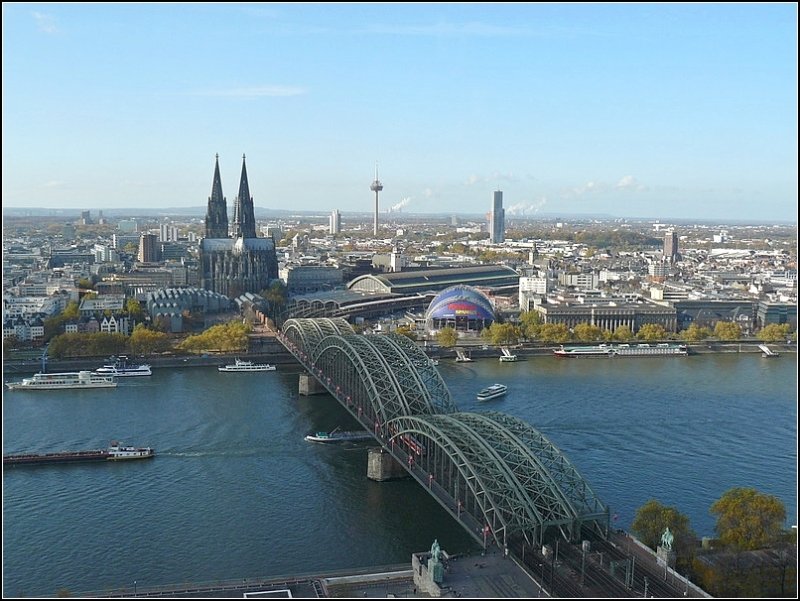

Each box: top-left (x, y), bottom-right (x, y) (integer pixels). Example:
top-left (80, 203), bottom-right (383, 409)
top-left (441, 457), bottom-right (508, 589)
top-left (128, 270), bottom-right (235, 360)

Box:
top-left (2, 3), bottom-right (798, 222)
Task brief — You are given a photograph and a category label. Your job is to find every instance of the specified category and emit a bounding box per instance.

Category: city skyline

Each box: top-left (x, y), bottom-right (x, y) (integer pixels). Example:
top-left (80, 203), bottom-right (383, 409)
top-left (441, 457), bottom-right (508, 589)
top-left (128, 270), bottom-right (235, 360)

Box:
top-left (2, 3), bottom-right (797, 222)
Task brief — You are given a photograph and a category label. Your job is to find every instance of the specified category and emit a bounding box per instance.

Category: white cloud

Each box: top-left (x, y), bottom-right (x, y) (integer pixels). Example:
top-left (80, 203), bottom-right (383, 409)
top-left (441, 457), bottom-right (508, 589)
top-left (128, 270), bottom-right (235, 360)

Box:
top-left (194, 86), bottom-right (307, 98)
top-left (31, 11), bottom-right (57, 34)
top-left (616, 175), bottom-right (647, 191)
top-left (43, 180), bottom-right (64, 188)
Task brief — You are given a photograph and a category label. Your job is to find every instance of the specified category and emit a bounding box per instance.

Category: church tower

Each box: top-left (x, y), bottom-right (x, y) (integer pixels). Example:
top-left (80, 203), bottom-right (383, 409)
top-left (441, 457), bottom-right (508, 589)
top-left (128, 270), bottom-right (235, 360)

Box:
top-left (205, 154), bottom-right (229, 239)
top-left (232, 154), bottom-right (257, 239)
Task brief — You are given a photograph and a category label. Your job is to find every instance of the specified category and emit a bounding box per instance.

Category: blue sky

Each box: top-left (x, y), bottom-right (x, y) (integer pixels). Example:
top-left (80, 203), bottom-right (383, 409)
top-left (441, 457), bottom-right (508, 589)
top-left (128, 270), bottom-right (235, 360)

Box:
top-left (2, 3), bottom-right (797, 221)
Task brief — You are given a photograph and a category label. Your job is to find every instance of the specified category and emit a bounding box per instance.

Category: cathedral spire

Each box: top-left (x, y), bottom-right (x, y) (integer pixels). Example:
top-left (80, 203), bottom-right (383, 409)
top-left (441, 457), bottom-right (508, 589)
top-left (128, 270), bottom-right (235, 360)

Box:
top-left (232, 153), bottom-right (257, 239)
top-left (205, 153), bottom-right (229, 238)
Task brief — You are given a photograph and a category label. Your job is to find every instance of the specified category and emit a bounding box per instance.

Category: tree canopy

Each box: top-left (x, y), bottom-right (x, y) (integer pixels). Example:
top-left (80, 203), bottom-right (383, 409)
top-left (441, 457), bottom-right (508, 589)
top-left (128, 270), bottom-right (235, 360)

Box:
top-left (710, 487), bottom-right (787, 551)
top-left (177, 320), bottom-right (251, 353)
top-left (636, 323), bottom-right (668, 340)
top-left (758, 323), bottom-right (791, 342)
top-left (436, 326), bottom-right (459, 348)
top-left (713, 320), bottom-right (742, 341)
top-left (631, 499), bottom-right (696, 568)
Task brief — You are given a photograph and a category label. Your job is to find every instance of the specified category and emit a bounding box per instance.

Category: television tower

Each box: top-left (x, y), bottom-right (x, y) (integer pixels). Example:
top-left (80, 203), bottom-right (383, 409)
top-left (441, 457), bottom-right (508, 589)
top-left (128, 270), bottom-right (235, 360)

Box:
top-left (370, 163), bottom-right (383, 236)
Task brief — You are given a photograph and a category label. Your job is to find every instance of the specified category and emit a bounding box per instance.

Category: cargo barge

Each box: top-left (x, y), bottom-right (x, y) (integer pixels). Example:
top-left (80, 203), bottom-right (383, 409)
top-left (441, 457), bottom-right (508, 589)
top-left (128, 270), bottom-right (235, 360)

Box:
top-left (3, 442), bottom-right (155, 466)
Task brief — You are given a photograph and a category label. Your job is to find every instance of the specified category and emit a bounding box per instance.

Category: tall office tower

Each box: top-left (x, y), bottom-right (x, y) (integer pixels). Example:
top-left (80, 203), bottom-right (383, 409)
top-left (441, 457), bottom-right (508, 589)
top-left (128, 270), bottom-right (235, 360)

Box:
top-left (205, 154), bottom-right (229, 239)
top-left (489, 190), bottom-right (505, 244)
top-left (232, 154), bottom-right (257, 239)
top-left (138, 233), bottom-right (160, 263)
top-left (159, 224), bottom-right (178, 242)
top-left (370, 164), bottom-right (383, 236)
top-left (664, 231), bottom-right (679, 263)
top-left (81, 210), bottom-right (92, 225)
top-left (330, 209), bottom-right (341, 235)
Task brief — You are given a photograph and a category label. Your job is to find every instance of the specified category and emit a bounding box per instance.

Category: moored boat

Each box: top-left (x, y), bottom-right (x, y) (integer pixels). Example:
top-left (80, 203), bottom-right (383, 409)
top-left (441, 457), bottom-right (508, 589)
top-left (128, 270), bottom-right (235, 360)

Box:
top-left (218, 358), bottom-right (276, 372)
top-left (4, 441), bottom-right (155, 466)
top-left (95, 355), bottom-right (152, 377)
top-left (554, 343), bottom-right (688, 358)
top-left (477, 383), bottom-right (508, 401)
top-left (5, 371), bottom-right (117, 390)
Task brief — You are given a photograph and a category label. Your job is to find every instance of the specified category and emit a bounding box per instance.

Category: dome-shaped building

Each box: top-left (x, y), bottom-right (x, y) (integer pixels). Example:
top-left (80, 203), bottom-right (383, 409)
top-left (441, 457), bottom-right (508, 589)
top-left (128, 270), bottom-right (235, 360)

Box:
top-left (425, 285), bottom-right (495, 333)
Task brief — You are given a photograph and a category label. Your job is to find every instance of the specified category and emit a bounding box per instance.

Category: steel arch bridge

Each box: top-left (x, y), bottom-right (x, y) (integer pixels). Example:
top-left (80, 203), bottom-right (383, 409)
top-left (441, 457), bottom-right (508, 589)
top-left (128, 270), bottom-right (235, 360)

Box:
top-left (277, 318), bottom-right (609, 549)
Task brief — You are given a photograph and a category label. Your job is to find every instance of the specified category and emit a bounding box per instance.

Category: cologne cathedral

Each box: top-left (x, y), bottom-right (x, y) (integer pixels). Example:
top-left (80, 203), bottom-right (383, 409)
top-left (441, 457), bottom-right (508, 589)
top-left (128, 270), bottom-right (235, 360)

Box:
top-left (199, 154), bottom-right (278, 297)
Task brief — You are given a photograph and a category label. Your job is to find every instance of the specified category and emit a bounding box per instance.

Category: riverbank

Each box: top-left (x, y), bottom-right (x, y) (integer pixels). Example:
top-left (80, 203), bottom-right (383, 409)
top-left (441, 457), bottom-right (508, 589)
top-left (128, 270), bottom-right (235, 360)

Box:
top-left (2, 340), bottom-right (793, 375)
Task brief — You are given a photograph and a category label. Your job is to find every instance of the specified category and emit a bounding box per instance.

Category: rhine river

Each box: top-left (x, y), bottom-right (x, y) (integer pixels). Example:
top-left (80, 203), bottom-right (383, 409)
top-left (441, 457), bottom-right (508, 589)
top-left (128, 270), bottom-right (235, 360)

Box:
top-left (2, 353), bottom-right (796, 597)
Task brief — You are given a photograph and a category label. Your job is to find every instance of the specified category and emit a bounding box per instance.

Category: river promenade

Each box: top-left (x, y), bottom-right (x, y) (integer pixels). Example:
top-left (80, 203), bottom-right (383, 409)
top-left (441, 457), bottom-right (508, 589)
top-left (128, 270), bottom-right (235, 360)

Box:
top-left (3, 337), bottom-right (794, 375)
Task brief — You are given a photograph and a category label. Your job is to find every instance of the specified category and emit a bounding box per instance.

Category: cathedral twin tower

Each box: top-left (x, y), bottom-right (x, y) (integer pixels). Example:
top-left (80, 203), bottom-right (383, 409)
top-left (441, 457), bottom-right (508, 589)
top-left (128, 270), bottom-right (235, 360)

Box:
top-left (205, 153), bottom-right (257, 239)
top-left (200, 154), bottom-right (278, 298)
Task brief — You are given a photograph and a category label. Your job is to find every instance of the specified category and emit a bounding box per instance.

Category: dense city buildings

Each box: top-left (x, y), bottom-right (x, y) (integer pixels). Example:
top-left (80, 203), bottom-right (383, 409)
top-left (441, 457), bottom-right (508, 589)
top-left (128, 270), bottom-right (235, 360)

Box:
top-left (1, 203), bottom-right (796, 343)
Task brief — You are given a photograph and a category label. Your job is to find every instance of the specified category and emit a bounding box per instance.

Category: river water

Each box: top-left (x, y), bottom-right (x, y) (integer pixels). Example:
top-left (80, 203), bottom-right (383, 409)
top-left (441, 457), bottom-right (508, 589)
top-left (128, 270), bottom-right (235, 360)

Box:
top-left (2, 353), bottom-right (796, 597)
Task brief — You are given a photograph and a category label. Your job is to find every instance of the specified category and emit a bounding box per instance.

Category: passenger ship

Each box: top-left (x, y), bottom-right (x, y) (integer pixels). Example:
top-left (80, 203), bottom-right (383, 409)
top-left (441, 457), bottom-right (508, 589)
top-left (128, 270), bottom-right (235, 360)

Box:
top-left (476, 383), bottom-right (508, 401)
top-left (218, 358), bottom-right (276, 372)
top-left (95, 355), bottom-right (152, 377)
top-left (554, 343), bottom-right (688, 358)
top-left (5, 371), bottom-right (117, 390)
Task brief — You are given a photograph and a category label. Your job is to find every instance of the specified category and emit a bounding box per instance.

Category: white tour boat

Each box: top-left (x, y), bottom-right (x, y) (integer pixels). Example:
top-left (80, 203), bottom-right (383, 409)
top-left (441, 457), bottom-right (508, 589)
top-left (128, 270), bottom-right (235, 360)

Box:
top-left (6, 371), bottom-right (117, 390)
top-left (218, 358), bottom-right (276, 372)
top-left (95, 355), bottom-right (152, 377)
top-left (476, 383), bottom-right (508, 401)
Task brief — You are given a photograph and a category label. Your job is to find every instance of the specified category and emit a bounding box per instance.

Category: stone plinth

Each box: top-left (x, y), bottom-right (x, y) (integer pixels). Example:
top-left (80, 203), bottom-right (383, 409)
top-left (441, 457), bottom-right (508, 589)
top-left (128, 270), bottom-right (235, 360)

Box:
top-left (299, 373), bottom-right (326, 396)
top-left (657, 545), bottom-right (677, 569)
top-left (366, 448), bottom-right (407, 481)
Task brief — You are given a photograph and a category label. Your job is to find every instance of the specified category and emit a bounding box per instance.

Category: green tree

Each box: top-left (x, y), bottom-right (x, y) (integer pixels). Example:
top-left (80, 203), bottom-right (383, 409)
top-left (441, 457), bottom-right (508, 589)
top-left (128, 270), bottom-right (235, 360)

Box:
top-left (436, 326), bottom-right (459, 348)
top-left (714, 320), bottom-right (742, 341)
top-left (125, 298), bottom-right (146, 323)
top-left (710, 487), bottom-right (787, 551)
top-left (636, 323), bottom-right (668, 340)
top-left (482, 323), bottom-right (521, 346)
top-left (519, 310), bottom-right (543, 340)
top-left (128, 324), bottom-right (170, 355)
top-left (394, 325), bottom-right (417, 340)
top-left (758, 323), bottom-right (791, 342)
top-left (681, 323), bottom-right (712, 341)
top-left (177, 320), bottom-right (251, 353)
top-left (572, 322), bottom-right (606, 342)
top-left (631, 499), bottom-right (696, 569)
top-left (612, 325), bottom-right (634, 341)
top-left (62, 300), bottom-right (80, 320)
top-left (260, 280), bottom-right (288, 321)
top-left (537, 323), bottom-right (572, 343)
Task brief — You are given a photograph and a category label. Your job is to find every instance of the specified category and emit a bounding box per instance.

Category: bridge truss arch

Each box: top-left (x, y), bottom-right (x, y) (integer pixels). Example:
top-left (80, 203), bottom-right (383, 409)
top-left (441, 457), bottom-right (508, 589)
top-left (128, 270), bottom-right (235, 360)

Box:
top-left (278, 318), bottom-right (609, 550)
top-left (386, 412), bottom-right (609, 548)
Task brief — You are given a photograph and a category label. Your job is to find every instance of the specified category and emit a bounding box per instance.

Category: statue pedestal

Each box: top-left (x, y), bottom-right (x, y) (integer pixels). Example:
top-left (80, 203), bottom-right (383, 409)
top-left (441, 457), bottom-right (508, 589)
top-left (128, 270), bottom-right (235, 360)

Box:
top-left (656, 545), bottom-right (676, 569)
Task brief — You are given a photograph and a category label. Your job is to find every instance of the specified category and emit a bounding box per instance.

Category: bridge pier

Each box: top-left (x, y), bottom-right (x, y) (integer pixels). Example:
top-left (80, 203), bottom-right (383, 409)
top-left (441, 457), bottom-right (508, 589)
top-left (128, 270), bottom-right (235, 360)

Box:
top-left (367, 448), bottom-right (407, 481)
top-left (299, 373), bottom-right (327, 396)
